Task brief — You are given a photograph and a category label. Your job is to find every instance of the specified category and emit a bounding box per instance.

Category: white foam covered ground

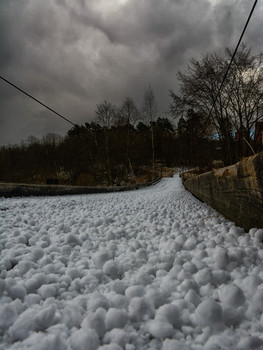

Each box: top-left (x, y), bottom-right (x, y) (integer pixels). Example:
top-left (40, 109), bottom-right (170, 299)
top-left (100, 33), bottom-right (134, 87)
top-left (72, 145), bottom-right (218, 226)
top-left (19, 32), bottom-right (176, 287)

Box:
top-left (1, 175), bottom-right (263, 350)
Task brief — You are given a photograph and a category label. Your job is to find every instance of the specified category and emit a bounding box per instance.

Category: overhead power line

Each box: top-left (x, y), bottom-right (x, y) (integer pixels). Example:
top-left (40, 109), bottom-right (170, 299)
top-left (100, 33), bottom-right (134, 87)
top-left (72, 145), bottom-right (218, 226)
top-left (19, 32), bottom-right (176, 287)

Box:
top-left (207, 0), bottom-right (258, 122)
top-left (0, 75), bottom-right (76, 127)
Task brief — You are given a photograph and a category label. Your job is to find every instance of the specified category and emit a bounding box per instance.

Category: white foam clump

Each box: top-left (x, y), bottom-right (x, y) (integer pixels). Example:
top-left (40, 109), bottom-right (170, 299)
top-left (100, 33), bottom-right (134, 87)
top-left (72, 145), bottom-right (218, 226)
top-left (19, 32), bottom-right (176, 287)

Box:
top-left (125, 285), bottom-right (145, 299)
top-left (66, 232), bottom-right (81, 247)
top-left (195, 299), bottom-right (222, 328)
top-left (62, 305), bottom-right (83, 329)
top-left (194, 268), bottom-right (213, 286)
top-left (0, 304), bottom-right (17, 332)
top-left (66, 268), bottom-right (82, 280)
top-left (252, 229), bottom-right (263, 244)
top-left (25, 273), bottom-right (47, 293)
top-left (34, 306), bottom-right (57, 331)
top-left (82, 307), bottom-right (106, 337)
top-left (16, 260), bottom-right (34, 274)
top-left (237, 335), bottom-right (263, 350)
top-left (98, 344), bottom-right (122, 350)
top-left (103, 260), bottom-right (120, 279)
top-left (184, 289), bottom-right (201, 307)
top-left (92, 251), bottom-right (111, 268)
top-left (214, 246), bottom-right (229, 269)
top-left (155, 303), bottom-right (182, 328)
top-left (70, 329), bottom-right (99, 350)
top-left (8, 309), bottom-right (35, 341)
top-left (1, 175), bottom-right (263, 349)
top-left (8, 285), bottom-right (27, 300)
top-left (104, 329), bottom-right (130, 348)
top-left (219, 283), bottom-right (245, 307)
top-left (162, 339), bottom-right (191, 350)
top-left (38, 284), bottom-right (57, 299)
top-left (148, 318), bottom-right (174, 338)
top-left (204, 334), bottom-right (234, 350)
top-left (105, 308), bottom-right (128, 330)
top-left (252, 288), bottom-right (263, 312)
top-left (87, 292), bottom-right (110, 312)
top-left (129, 297), bottom-right (155, 321)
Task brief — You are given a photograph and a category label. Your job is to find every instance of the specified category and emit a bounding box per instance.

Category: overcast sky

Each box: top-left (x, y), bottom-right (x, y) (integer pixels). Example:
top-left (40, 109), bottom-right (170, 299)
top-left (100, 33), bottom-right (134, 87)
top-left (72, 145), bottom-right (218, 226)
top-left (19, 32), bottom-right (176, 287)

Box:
top-left (0, 0), bottom-right (262, 145)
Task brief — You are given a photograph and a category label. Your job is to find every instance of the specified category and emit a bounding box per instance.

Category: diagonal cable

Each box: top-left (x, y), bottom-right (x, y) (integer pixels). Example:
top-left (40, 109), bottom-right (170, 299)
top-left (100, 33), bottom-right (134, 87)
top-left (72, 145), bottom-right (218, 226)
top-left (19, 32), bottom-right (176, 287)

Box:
top-left (205, 0), bottom-right (258, 126)
top-left (0, 75), bottom-right (76, 127)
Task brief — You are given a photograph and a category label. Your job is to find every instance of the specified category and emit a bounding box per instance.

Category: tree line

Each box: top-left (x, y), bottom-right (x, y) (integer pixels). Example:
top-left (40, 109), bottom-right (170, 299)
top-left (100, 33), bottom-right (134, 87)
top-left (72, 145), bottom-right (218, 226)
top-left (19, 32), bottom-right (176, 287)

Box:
top-left (0, 87), bottom-right (217, 185)
top-left (0, 44), bottom-right (262, 185)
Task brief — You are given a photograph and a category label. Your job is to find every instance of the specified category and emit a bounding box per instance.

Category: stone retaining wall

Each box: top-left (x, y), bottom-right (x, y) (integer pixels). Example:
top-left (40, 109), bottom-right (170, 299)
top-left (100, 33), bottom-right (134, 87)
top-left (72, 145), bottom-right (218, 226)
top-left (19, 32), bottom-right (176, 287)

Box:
top-left (183, 152), bottom-right (263, 231)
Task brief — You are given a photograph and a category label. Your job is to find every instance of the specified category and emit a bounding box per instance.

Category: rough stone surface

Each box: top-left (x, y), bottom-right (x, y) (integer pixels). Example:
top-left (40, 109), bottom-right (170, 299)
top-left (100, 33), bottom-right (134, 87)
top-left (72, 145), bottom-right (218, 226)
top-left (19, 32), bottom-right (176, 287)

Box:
top-left (183, 152), bottom-right (263, 231)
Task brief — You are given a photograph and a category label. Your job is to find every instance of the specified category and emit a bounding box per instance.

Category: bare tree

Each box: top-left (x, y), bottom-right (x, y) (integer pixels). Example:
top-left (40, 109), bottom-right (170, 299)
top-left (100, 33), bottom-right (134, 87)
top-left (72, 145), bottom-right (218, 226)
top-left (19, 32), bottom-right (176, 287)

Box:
top-left (224, 46), bottom-right (263, 156)
top-left (96, 100), bottom-right (116, 128)
top-left (142, 86), bottom-right (158, 179)
top-left (95, 100), bottom-right (117, 184)
top-left (42, 133), bottom-right (63, 146)
top-left (170, 44), bottom-right (263, 163)
top-left (118, 97), bottom-right (140, 177)
top-left (25, 135), bottom-right (40, 145)
top-left (119, 97), bottom-right (140, 126)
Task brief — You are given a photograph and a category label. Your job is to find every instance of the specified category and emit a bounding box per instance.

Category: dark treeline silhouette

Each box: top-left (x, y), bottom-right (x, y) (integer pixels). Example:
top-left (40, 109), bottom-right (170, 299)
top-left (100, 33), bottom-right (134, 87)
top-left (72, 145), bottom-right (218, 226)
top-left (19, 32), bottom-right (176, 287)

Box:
top-left (0, 116), bottom-right (217, 185)
top-left (1, 45), bottom-right (262, 185)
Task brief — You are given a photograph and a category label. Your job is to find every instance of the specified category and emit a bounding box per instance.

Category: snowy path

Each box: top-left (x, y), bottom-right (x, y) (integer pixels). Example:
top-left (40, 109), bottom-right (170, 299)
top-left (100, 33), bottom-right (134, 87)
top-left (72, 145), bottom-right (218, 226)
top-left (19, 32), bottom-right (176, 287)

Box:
top-left (0, 175), bottom-right (263, 350)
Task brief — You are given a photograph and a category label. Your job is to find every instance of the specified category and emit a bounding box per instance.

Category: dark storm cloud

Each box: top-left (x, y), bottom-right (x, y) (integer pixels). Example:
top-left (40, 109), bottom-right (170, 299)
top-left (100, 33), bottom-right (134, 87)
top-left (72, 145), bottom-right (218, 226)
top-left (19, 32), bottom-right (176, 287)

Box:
top-left (0, 0), bottom-right (262, 145)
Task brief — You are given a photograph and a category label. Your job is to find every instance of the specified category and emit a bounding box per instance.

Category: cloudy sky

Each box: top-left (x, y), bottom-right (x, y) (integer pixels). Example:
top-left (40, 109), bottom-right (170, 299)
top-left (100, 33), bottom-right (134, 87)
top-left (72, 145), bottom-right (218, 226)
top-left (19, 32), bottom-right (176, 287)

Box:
top-left (0, 0), bottom-right (262, 145)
